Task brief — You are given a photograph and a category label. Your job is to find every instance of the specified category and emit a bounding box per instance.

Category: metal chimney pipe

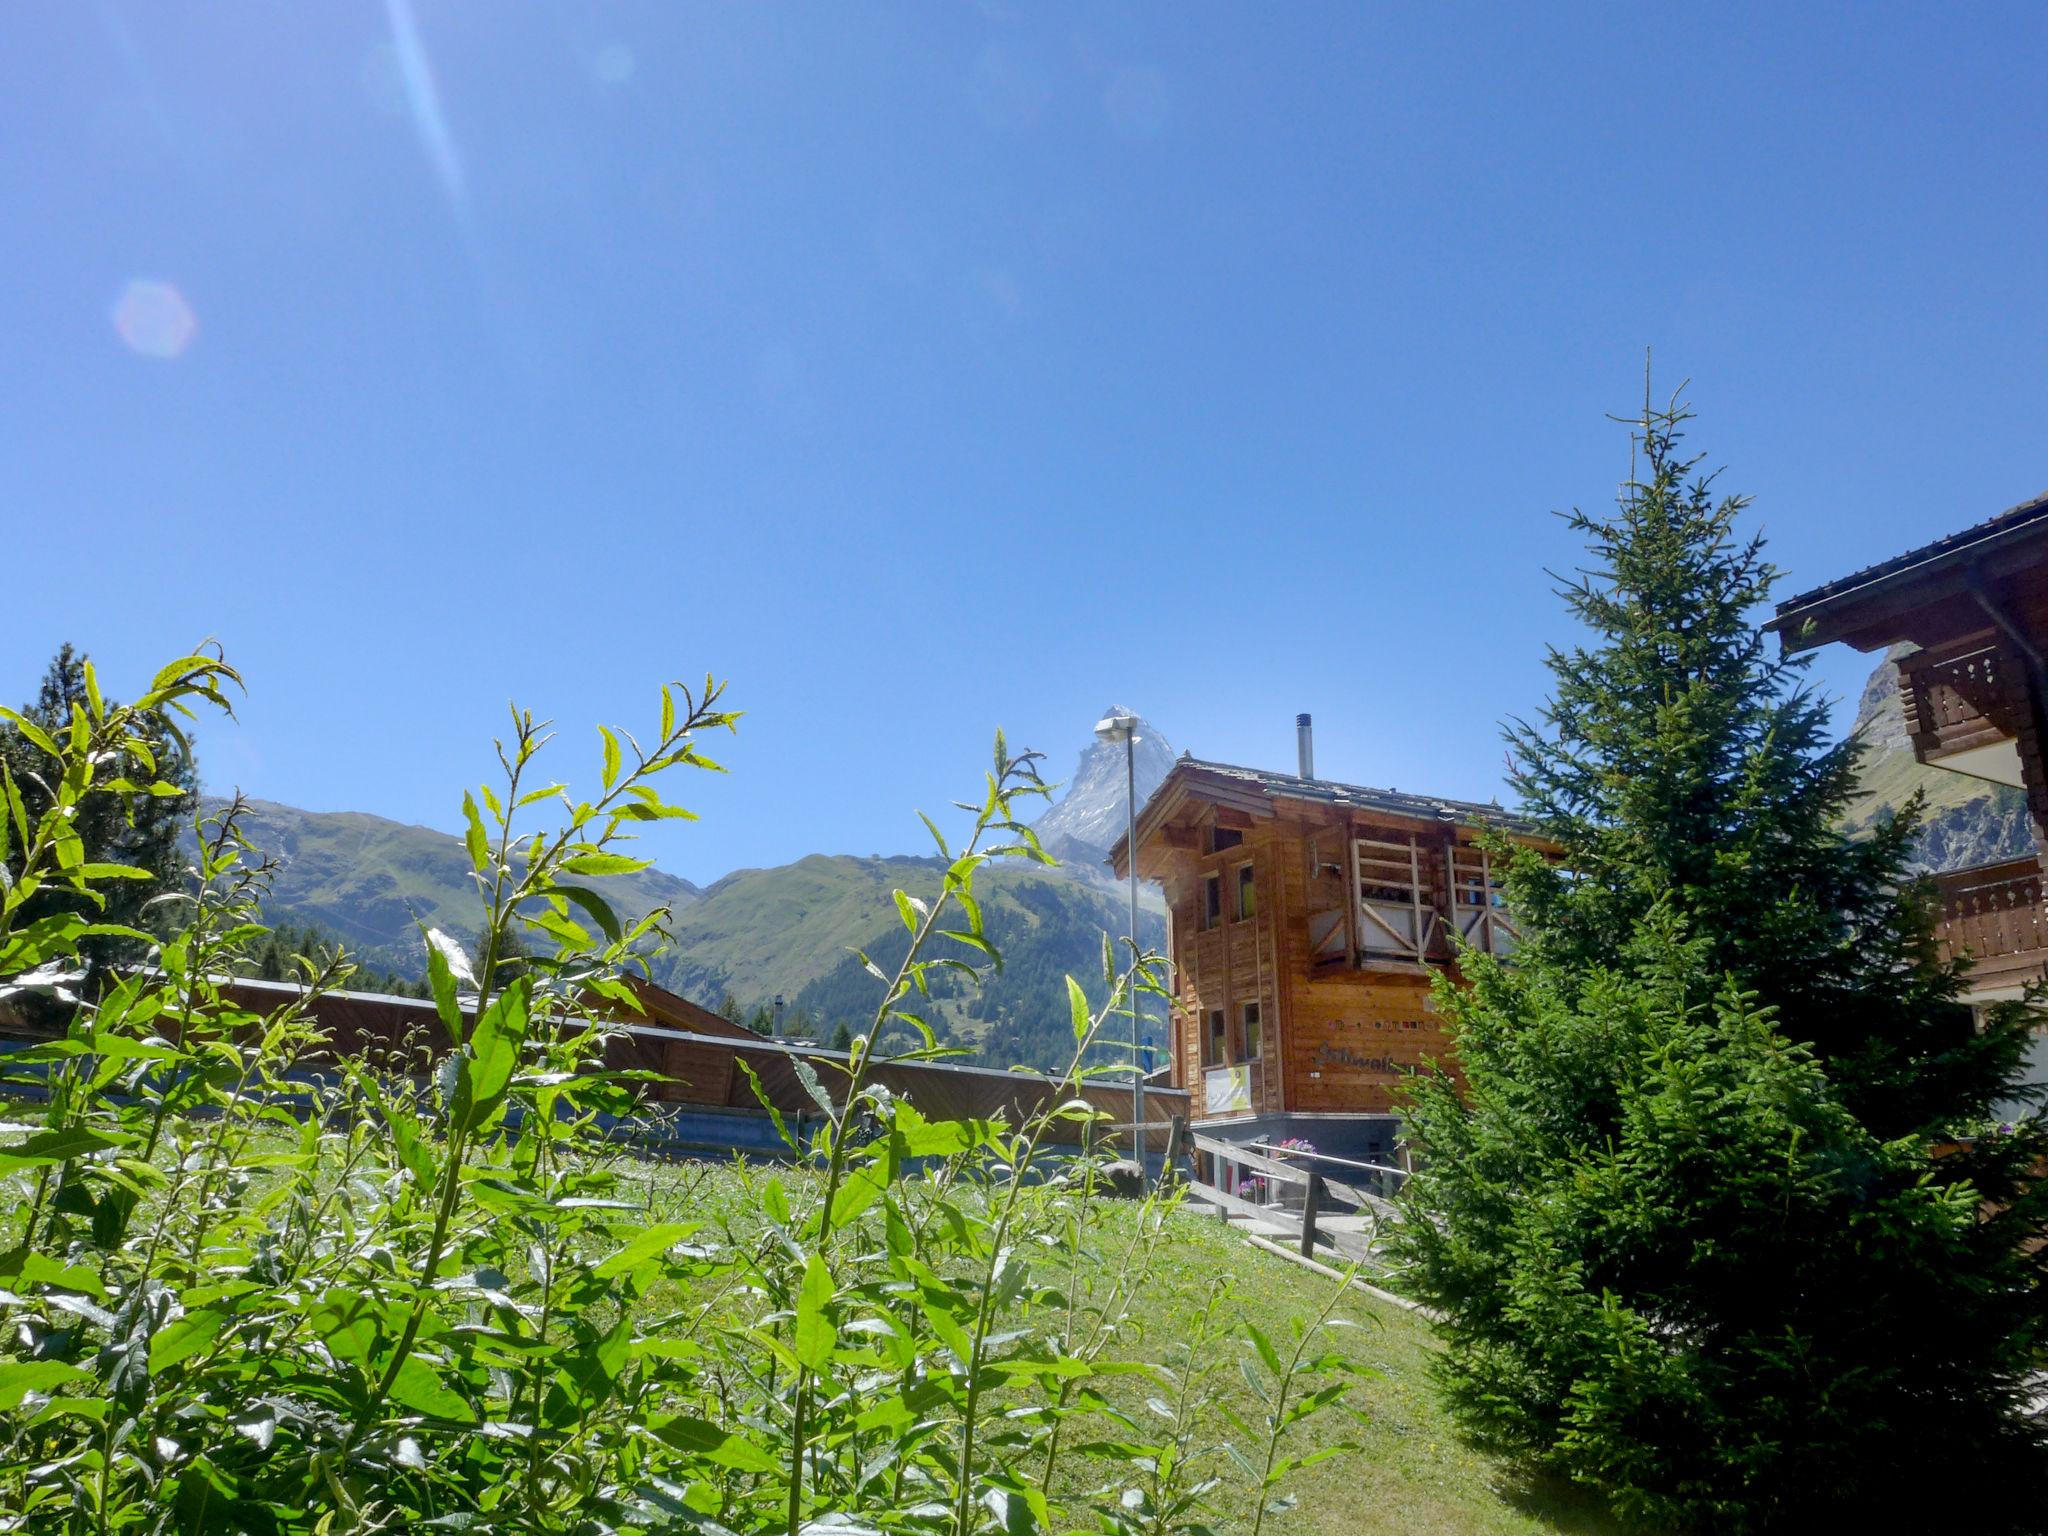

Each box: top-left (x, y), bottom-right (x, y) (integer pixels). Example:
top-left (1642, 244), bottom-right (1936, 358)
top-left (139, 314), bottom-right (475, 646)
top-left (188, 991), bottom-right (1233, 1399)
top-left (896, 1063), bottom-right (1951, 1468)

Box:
top-left (1296, 713), bottom-right (1314, 779)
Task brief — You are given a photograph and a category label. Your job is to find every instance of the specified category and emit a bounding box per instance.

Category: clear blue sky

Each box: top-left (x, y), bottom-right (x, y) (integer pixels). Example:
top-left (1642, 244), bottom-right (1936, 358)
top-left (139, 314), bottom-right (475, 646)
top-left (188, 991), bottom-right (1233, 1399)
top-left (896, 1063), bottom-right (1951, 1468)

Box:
top-left (7, 3), bottom-right (2047, 884)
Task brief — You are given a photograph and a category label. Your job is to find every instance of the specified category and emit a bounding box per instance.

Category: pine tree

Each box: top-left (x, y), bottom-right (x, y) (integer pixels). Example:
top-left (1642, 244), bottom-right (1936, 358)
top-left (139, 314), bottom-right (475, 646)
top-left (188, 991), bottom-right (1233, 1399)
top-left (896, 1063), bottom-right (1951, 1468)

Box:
top-left (0, 645), bottom-right (197, 958)
top-left (1396, 394), bottom-right (2048, 1529)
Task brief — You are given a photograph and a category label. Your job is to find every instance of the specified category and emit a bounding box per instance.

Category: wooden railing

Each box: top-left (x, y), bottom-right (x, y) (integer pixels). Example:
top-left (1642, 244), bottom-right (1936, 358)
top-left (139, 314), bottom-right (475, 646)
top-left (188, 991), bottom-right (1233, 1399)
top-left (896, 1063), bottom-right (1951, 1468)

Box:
top-left (1901, 642), bottom-right (2020, 758)
top-left (1934, 857), bottom-right (2048, 964)
top-left (1184, 1132), bottom-right (1407, 1264)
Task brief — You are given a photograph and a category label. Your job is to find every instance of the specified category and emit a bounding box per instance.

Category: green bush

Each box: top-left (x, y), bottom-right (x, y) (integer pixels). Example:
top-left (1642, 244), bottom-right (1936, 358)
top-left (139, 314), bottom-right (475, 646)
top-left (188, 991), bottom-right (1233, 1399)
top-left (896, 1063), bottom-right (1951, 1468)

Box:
top-left (0, 654), bottom-right (1358, 1535)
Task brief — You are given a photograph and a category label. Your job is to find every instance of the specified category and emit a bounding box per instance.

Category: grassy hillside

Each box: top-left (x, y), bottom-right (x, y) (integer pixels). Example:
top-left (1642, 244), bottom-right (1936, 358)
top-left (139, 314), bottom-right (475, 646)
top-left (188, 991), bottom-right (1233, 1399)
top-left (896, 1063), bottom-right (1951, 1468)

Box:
top-left (655, 853), bottom-right (1167, 1071)
top-left (1837, 655), bottom-right (2034, 873)
top-left (201, 797), bottom-right (1167, 1072)
top-left (198, 797), bottom-right (702, 977)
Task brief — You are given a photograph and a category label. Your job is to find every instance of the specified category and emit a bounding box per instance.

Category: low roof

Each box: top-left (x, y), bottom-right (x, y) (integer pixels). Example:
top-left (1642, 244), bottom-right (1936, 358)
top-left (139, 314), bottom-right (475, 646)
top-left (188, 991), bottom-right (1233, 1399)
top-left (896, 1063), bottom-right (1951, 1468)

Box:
top-left (1769, 488), bottom-right (2048, 652)
top-left (1110, 755), bottom-right (1528, 875)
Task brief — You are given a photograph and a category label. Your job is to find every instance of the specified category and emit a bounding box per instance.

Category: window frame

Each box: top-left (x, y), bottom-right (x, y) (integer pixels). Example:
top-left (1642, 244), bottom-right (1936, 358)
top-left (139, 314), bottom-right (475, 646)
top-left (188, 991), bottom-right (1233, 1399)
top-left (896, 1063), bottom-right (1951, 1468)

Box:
top-left (1238, 999), bottom-right (1262, 1061)
top-left (1202, 1007), bottom-right (1228, 1067)
top-left (1233, 860), bottom-right (1257, 924)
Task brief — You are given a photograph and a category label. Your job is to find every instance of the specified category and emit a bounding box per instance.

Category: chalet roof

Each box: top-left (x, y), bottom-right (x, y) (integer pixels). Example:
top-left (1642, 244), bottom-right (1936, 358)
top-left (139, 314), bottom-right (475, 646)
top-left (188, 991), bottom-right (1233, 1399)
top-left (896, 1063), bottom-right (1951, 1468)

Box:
top-left (1769, 487), bottom-right (2048, 650)
top-left (1109, 754), bottom-right (1528, 876)
top-left (1175, 756), bottom-right (1524, 828)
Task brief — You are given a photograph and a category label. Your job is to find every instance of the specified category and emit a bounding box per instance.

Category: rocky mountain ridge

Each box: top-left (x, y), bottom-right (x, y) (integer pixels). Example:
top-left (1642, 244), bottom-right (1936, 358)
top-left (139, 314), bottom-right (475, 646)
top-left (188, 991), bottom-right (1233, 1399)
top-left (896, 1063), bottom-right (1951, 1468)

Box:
top-left (1841, 651), bottom-right (2034, 873)
top-left (1028, 707), bottom-right (1178, 868)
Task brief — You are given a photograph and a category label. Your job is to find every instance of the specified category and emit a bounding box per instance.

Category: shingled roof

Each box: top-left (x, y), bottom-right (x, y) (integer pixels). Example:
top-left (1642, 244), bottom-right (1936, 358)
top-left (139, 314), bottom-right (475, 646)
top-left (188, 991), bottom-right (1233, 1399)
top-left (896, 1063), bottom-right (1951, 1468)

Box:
top-left (1173, 756), bottom-right (1525, 829)
top-left (1770, 487), bottom-right (2048, 645)
top-left (1109, 754), bottom-right (1529, 876)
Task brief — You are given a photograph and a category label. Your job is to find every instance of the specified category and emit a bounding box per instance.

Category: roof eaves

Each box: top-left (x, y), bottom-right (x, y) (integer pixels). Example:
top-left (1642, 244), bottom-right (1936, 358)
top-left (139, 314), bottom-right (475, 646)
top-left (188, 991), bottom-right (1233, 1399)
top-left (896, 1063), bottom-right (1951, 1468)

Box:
top-left (1769, 488), bottom-right (2048, 635)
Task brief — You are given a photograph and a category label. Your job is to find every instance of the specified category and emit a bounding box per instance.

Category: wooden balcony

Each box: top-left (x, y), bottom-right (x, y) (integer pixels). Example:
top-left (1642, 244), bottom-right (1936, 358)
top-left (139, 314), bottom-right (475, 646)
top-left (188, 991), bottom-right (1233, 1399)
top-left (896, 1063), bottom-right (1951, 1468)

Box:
top-left (1934, 857), bottom-right (2048, 989)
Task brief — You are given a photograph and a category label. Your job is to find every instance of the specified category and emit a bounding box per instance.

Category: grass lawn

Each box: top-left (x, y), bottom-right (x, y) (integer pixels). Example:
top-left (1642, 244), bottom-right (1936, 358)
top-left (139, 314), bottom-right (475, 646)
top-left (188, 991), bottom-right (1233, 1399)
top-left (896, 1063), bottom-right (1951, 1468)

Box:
top-left (1066, 1199), bottom-right (1622, 1536)
top-left (622, 1154), bottom-right (1624, 1536)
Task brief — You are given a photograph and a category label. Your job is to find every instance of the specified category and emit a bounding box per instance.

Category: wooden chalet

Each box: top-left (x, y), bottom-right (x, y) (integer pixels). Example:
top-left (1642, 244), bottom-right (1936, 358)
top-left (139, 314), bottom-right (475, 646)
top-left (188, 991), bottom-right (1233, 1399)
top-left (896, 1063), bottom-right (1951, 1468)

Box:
top-left (1109, 718), bottom-right (1552, 1163)
top-left (1769, 489), bottom-right (2048, 1103)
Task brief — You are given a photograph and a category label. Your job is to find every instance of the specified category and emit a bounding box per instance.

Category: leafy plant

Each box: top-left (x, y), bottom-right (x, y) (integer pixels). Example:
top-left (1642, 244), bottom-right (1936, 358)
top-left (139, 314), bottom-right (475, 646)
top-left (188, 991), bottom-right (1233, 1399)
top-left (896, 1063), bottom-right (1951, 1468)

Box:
top-left (0, 652), bottom-right (1361, 1536)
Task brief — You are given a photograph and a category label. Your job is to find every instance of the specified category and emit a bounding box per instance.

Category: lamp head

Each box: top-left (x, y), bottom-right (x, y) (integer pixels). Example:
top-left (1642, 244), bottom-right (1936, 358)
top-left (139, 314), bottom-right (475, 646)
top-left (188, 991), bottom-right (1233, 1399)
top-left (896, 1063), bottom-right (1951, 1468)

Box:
top-left (1094, 713), bottom-right (1139, 745)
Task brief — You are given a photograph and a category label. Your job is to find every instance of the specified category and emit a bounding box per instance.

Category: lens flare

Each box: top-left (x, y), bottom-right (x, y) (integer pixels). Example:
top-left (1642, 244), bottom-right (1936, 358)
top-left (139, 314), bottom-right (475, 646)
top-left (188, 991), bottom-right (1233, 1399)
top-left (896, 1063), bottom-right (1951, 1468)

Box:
top-left (385, 0), bottom-right (464, 201)
top-left (111, 280), bottom-right (197, 359)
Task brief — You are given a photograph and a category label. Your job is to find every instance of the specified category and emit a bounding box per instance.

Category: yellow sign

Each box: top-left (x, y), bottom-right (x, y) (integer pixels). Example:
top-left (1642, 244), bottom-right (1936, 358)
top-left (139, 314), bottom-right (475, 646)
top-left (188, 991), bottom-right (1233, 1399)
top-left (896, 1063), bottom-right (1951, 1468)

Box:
top-left (1206, 1065), bottom-right (1252, 1113)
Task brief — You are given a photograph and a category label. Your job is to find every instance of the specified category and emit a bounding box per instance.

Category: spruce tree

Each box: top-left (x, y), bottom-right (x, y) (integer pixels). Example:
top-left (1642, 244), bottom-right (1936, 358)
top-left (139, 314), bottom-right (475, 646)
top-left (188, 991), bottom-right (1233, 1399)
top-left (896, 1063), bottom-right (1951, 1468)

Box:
top-left (0, 644), bottom-right (197, 956)
top-left (1396, 395), bottom-right (2048, 1529)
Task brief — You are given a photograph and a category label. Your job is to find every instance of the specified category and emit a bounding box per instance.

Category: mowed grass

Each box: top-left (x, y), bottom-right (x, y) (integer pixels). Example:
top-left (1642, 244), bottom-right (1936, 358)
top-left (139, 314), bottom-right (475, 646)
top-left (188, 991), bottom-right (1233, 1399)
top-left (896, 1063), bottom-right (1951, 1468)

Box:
top-left (621, 1154), bottom-right (1623, 1536)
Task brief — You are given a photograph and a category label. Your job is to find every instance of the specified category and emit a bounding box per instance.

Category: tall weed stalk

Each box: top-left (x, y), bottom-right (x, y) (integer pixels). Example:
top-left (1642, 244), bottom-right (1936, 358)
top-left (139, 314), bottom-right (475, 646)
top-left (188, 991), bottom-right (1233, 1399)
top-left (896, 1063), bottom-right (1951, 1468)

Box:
top-left (0, 651), bottom-right (1361, 1536)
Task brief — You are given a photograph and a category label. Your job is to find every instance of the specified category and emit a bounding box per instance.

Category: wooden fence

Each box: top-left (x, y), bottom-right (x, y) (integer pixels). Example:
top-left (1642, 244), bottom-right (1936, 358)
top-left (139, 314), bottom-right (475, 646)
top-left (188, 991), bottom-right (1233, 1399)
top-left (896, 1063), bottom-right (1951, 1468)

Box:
top-left (1181, 1130), bottom-right (1408, 1267)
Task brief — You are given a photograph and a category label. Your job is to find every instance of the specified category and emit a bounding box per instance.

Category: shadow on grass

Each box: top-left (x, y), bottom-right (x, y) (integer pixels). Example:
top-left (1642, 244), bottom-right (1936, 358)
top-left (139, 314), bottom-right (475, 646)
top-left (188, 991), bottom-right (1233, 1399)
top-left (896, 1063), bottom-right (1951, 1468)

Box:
top-left (1493, 1469), bottom-right (1633, 1535)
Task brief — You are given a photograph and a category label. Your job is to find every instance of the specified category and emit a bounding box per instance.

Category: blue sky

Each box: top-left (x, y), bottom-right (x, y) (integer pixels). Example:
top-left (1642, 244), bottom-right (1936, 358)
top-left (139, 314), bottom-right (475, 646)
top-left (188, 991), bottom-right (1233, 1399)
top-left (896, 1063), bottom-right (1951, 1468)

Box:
top-left (6, 3), bottom-right (2047, 884)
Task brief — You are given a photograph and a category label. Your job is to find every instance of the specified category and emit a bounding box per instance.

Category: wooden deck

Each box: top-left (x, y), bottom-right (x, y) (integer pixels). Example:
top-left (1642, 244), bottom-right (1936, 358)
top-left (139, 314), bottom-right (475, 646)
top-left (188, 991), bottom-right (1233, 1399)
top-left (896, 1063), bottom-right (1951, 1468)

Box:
top-left (1182, 1132), bottom-right (1405, 1270)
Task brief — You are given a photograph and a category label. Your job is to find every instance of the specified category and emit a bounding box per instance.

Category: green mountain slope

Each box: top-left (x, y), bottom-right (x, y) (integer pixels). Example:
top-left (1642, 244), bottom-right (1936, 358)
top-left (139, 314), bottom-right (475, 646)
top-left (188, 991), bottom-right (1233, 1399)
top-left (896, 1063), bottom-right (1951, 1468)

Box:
top-left (194, 711), bottom-right (1178, 1071)
top-left (195, 797), bottom-right (702, 976)
top-left (1839, 654), bottom-right (2034, 873)
top-left (652, 854), bottom-right (1165, 1071)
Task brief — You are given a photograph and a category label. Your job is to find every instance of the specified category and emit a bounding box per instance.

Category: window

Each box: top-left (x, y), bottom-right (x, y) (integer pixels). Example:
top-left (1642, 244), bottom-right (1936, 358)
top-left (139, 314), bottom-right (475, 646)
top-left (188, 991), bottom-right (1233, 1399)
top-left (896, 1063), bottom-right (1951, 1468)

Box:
top-left (1239, 1000), bottom-right (1262, 1060)
top-left (1235, 862), bottom-right (1257, 922)
top-left (1203, 874), bottom-right (1222, 930)
top-left (1203, 1008), bottom-right (1227, 1066)
top-left (1207, 825), bottom-right (1243, 854)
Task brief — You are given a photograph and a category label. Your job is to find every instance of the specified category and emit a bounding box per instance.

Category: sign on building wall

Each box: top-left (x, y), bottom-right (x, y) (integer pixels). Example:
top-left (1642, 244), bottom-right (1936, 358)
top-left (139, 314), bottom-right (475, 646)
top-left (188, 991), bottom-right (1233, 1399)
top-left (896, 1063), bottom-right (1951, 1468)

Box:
top-left (1205, 1064), bottom-right (1252, 1114)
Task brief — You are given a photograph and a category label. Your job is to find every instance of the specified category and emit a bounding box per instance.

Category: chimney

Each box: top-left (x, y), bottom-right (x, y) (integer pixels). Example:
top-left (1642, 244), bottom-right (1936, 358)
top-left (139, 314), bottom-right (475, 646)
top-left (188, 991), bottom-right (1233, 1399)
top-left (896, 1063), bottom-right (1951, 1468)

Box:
top-left (1296, 713), bottom-right (1314, 779)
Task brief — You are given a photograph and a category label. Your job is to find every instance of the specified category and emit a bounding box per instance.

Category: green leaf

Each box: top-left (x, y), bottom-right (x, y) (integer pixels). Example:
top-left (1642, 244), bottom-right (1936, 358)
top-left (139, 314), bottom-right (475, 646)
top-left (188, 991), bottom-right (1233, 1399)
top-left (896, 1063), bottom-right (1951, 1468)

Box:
top-left (894, 889), bottom-right (927, 936)
top-left (736, 1060), bottom-right (797, 1151)
top-left (829, 1163), bottom-right (889, 1228)
top-left (0, 1361), bottom-right (88, 1409)
top-left (150, 1309), bottom-right (229, 1374)
top-left (73, 863), bottom-right (151, 881)
top-left (387, 1355), bottom-right (474, 1421)
top-left (791, 1057), bottom-right (835, 1116)
top-left (1067, 976), bottom-right (1091, 1044)
top-left (650, 1413), bottom-right (781, 1473)
top-left (593, 1222), bottom-right (702, 1280)
top-left (425, 933), bottom-right (466, 1044)
top-left (560, 853), bottom-right (654, 876)
top-left (0, 1126), bottom-right (128, 1172)
top-left (555, 885), bottom-right (624, 945)
top-left (917, 1287), bottom-right (975, 1363)
top-left (452, 976), bottom-right (531, 1132)
top-left (1244, 1322), bottom-right (1283, 1380)
top-left (461, 792), bottom-right (490, 873)
top-left (794, 1253), bottom-right (836, 1372)
top-left (599, 724), bottom-right (623, 790)
top-left (0, 708), bottom-right (62, 761)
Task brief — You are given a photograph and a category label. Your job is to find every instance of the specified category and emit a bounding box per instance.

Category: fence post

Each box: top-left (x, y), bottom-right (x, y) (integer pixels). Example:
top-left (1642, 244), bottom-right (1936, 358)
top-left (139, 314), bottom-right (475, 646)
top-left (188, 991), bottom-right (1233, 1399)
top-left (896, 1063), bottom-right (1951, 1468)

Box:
top-left (1163, 1115), bottom-right (1187, 1188)
top-left (1299, 1170), bottom-right (1324, 1258)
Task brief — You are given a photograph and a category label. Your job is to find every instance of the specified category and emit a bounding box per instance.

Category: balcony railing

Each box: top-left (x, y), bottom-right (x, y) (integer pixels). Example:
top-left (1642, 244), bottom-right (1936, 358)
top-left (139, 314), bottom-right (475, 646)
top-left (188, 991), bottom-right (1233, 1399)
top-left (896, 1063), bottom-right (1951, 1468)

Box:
top-left (1934, 858), bottom-right (2048, 968)
top-left (1304, 838), bottom-right (1520, 970)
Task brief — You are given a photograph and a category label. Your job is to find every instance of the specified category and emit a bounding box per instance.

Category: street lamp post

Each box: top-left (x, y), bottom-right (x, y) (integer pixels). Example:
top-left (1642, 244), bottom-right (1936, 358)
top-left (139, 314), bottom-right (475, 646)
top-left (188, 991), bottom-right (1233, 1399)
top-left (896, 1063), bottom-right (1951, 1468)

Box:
top-left (1094, 713), bottom-right (1145, 1192)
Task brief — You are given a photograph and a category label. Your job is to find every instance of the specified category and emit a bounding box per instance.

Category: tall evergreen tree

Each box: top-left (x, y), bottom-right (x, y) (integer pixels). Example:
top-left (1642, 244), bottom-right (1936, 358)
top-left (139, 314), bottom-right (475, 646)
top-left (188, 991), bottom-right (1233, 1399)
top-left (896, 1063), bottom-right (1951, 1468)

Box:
top-left (0, 645), bottom-right (197, 957)
top-left (1397, 396), bottom-right (2048, 1529)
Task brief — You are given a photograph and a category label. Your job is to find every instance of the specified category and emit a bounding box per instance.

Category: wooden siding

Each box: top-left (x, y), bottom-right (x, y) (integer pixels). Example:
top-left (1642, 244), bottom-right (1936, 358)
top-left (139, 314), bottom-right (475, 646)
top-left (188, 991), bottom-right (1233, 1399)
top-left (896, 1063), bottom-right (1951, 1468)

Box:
top-left (1162, 800), bottom-right (1507, 1121)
